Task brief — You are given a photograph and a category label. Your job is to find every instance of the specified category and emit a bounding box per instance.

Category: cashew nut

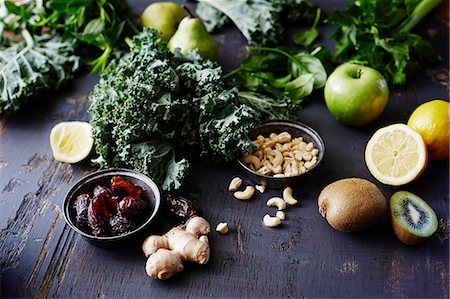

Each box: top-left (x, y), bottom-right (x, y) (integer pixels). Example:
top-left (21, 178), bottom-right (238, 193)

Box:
top-left (255, 184), bottom-right (266, 193)
top-left (263, 214), bottom-right (282, 228)
top-left (216, 222), bottom-right (229, 234)
top-left (243, 155), bottom-right (261, 170)
top-left (234, 186), bottom-right (255, 200)
top-left (276, 132), bottom-right (291, 143)
top-left (283, 187), bottom-right (298, 205)
top-left (272, 150), bottom-right (284, 167)
top-left (266, 197), bottom-right (286, 210)
top-left (228, 177), bottom-right (243, 192)
top-left (276, 211), bottom-right (286, 220)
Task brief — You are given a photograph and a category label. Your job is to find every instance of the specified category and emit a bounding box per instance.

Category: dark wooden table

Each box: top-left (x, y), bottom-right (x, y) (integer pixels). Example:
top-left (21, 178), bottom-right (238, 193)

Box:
top-left (1, 1), bottom-right (449, 298)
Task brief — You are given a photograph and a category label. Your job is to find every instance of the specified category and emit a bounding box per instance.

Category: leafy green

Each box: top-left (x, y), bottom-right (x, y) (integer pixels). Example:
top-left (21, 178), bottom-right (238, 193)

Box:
top-left (195, 2), bottom-right (230, 32)
top-left (0, 30), bottom-right (79, 114)
top-left (1, 0), bottom-right (136, 74)
top-left (293, 8), bottom-right (321, 47)
top-left (195, 0), bottom-right (317, 45)
top-left (89, 29), bottom-right (298, 190)
top-left (227, 46), bottom-right (327, 104)
top-left (328, 0), bottom-right (441, 85)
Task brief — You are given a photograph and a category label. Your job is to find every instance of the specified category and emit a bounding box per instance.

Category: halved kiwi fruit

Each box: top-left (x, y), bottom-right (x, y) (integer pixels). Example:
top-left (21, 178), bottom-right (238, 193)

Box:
top-left (390, 191), bottom-right (438, 245)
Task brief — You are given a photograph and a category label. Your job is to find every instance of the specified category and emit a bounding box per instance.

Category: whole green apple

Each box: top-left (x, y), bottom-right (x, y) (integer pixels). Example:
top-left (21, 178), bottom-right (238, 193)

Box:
top-left (324, 63), bottom-right (389, 126)
top-left (141, 2), bottom-right (186, 42)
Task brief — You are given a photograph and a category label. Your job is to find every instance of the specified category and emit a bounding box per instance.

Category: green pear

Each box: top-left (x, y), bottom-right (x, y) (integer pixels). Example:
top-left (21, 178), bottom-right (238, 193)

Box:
top-left (168, 17), bottom-right (218, 60)
top-left (141, 2), bottom-right (186, 42)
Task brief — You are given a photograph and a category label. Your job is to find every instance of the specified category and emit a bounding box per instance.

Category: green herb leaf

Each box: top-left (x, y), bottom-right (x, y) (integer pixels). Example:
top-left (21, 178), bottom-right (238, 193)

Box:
top-left (292, 8), bottom-right (321, 47)
top-left (83, 18), bottom-right (105, 36)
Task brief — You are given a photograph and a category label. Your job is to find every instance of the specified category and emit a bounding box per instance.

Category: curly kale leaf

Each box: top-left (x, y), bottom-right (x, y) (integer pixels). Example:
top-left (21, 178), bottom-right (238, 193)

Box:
top-left (195, 0), bottom-right (318, 45)
top-left (0, 30), bottom-right (79, 114)
top-left (196, 0), bottom-right (282, 45)
top-left (196, 1), bottom-right (230, 32)
top-left (89, 30), bottom-right (193, 190)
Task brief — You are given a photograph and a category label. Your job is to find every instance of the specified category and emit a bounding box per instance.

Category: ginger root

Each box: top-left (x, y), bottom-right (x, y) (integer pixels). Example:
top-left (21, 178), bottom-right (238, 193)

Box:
top-left (142, 216), bottom-right (211, 280)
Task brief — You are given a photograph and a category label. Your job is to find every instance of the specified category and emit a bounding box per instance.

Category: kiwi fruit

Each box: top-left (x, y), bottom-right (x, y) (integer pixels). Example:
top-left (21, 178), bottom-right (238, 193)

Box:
top-left (318, 178), bottom-right (387, 232)
top-left (390, 191), bottom-right (438, 245)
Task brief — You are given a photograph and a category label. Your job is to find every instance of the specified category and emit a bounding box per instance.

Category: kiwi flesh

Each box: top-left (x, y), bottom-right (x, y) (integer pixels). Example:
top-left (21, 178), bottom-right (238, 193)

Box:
top-left (390, 191), bottom-right (438, 245)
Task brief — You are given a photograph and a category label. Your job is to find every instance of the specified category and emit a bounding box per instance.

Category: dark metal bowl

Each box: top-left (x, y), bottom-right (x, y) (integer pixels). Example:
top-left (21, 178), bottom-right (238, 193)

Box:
top-left (63, 168), bottom-right (161, 247)
top-left (237, 120), bottom-right (325, 189)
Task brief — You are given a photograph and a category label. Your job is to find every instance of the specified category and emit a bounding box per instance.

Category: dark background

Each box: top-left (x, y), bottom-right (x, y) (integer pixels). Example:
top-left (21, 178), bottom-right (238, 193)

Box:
top-left (1, 0), bottom-right (448, 298)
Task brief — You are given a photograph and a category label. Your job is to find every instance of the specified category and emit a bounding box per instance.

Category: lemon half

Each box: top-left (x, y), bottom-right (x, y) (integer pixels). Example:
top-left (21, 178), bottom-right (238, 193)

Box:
top-left (365, 123), bottom-right (427, 186)
top-left (50, 121), bottom-right (94, 163)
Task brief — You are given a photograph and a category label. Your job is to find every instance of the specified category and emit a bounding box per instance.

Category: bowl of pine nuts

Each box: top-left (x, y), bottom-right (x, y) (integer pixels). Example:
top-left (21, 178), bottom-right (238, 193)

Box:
top-left (237, 120), bottom-right (325, 189)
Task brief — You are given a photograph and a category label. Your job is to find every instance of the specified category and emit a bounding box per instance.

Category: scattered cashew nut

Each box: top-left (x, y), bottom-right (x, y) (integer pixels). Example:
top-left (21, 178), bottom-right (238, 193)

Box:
top-left (276, 211), bottom-right (286, 220)
top-left (263, 214), bottom-right (282, 228)
top-left (266, 197), bottom-right (286, 210)
top-left (255, 184), bottom-right (266, 193)
top-left (216, 222), bottom-right (229, 234)
top-left (283, 187), bottom-right (298, 205)
top-left (234, 186), bottom-right (255, 200)
top-left (228, 177), bottom-right (242, 192)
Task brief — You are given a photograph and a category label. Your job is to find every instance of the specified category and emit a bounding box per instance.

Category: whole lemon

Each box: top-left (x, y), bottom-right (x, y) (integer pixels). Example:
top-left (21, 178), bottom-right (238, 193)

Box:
top-left (407, 99), bottom-right (449, 160)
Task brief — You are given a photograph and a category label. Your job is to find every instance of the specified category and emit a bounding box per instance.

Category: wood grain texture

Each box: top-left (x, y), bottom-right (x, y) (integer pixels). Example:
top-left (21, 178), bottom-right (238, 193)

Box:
top-left (0, 0), bottom-right (448, 298)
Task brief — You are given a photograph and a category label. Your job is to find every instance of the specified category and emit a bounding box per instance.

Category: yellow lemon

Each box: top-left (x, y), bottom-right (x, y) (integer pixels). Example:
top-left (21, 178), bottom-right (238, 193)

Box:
top-left (407, 99), bottom-right (449, 160)
top-left (365, 124), bottom-right (427, 186)
top-left (50, 121), bottom-right (93, 163)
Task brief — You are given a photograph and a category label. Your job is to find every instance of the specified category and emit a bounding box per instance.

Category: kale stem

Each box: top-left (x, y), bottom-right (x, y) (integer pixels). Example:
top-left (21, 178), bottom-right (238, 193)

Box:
top-left (399, 0), bottom-right (441, 32)
top-left (22, 29), bottom-right (34, 47)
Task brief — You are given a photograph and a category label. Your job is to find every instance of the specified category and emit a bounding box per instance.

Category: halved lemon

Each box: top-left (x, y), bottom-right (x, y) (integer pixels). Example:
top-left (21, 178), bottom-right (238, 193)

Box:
top-left (50, 121), bottom-right (94, 163)
top-left (365, 123), bottom-right (427, 186)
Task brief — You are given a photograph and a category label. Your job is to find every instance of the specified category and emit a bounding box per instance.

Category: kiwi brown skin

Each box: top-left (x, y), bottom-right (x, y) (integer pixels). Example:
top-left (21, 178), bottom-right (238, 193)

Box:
top-left (391, 213), bottom-right (427, 245)
top-left (318, 178), bottom-right (387, 232)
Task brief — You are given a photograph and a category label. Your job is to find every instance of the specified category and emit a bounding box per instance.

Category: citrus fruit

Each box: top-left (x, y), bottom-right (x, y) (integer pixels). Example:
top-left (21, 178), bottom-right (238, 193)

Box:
top-left (50, 121), bottom-right (93, 163)
top-left (365, 123), bottom-right (427, 186)
top-left (407, 99), bottom-right (449, 160)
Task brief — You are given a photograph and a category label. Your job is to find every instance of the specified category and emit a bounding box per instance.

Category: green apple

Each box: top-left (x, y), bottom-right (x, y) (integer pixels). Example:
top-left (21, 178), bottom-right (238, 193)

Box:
top-left (141, 2), bottom-right (186, 42)
top-left (324, 63), bottom-right (389, 126)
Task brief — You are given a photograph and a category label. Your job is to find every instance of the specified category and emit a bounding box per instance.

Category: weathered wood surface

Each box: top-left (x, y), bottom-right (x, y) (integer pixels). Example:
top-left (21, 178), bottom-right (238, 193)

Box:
top-left (1, 1), bottom-right (449, 298)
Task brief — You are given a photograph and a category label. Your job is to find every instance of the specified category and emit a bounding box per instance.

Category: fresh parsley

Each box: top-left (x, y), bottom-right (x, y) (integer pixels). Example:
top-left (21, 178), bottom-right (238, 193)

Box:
top-left (328, 0), bottom-right (441, 85)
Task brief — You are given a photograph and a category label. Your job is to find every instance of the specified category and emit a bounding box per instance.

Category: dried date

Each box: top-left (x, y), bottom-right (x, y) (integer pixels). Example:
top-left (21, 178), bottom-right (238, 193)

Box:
top-left (110, 176), bottom-right (143, 199)
top-left (118, 195), bottom-right (149, 219)
top-left (109, 215), bottom-right (136, 235)
top-left (164, 193), bottom-right (200, 220)
top-left (88, 195), bottom-right (111, 236)
top-left (74, 193), bottom-right (90, 229)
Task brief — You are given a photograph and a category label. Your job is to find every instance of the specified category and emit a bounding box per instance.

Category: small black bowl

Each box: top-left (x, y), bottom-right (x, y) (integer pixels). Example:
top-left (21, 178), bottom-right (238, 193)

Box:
top-left (63, 168), bottom-right (162, 247)
top-left (237, 120), bottom-right (325, 189)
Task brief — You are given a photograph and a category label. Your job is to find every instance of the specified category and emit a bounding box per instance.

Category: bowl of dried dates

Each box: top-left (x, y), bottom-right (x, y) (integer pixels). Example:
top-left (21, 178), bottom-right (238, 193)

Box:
top-left (63, 168), bottom-right (161, 247)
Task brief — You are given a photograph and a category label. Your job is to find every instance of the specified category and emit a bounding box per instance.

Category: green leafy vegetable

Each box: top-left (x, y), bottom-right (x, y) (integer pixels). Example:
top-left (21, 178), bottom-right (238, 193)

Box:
top-left (1, 0), bottom-right (136, 74)
top-left (89, 29), bottom-right (299, 190)
top-left (195, 2), bottom-right (230, 32)
top-left (195, 0), bottom-right (317, 45)
top-left (0, 30), bottom-right (79, 114)
top-left (328, 0), bottom-right (441, 85)
top-left (293, 8), bottom-right (321, 47)
top-left (227, 46), bottom-right (327, 104)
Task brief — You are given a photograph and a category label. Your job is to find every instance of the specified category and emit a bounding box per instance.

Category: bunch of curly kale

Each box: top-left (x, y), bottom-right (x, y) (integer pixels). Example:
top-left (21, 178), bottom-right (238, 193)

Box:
top-left (89, 29), bottom-right (297, 191)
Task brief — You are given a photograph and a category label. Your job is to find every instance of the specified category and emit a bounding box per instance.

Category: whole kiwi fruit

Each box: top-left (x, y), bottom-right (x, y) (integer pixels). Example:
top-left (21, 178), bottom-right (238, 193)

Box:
top-left (390, 191), bottom-right (438, 245)
top-left (318, 178), bottom-right (387, 232)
